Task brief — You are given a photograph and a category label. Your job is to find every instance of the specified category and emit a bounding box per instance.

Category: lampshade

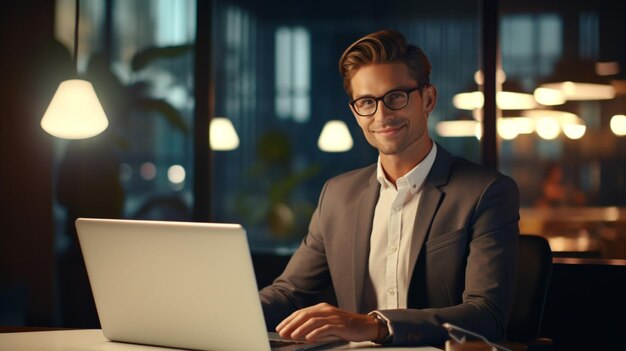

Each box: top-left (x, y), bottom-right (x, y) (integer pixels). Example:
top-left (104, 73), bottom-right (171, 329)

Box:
top-left (318, 120), bottom-right (353, 152)
top-left (41, 79), bottom-right (109, 139)
top-left (41, 0), bottom-right (109, 140)
top-left (210, 117), bottom-right (239, 151)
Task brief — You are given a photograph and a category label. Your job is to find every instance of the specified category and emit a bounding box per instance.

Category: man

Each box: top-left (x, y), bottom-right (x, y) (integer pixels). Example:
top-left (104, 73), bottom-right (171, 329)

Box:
top-left (259, 29), bottom-right (519, 347)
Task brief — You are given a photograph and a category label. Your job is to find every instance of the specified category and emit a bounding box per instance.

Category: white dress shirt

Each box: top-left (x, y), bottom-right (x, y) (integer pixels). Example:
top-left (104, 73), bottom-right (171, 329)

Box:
top-left (366, 143), bottom-right (437, 310)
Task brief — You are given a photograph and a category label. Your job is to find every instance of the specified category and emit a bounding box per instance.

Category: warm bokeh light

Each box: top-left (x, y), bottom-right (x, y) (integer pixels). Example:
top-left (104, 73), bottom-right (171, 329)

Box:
top-left (595, 61), bottom-right (620, 76)
top-left (452, 92), bottom-right (484, 110)
top-left (510, 117), bottom-right (535, 134)
top-left (541, 81), bottom-right (615, 101)
top-left (210, 117), bottom-right (240, 151)
top-left (473, 69), bottom-right (507, 85)
top-left (533, 87), bottom-right (566, 106)
top-left (167, 165), bottom-right (186, 184)
top-left (562, 124), bottom-right (586, 139)
top-left (611, 114), bottom-right (626, 136)
top-left (436, 120), bottom-right (479, 137)
top-left (535, 117), bottom-right (561, 140)
top-left (475, 123), bottom-right (482, 140)
top-left (497, 118), bottom-right (519, 140)
top-left (453, 91), bottom-right (536, 110)
top-left (317, 120), bottom-right (353, 152)
top-left (522, 109), bottom-right (579, 122)
top-left (496, 92), bottom-right (537, 110)
top-left (41, 79), bottom-right (109, 139)
top-left (140, 162), bottom-right (157, 180)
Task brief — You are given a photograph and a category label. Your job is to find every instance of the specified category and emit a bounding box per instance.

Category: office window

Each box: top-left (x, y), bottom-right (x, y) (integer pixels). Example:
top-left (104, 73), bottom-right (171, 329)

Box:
top-left (275, 27), bottom-right (311, 123)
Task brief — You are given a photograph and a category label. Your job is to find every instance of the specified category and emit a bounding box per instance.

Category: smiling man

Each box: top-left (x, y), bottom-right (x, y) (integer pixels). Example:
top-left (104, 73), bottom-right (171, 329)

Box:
top-left (259, 29), bottom-right (519, 347)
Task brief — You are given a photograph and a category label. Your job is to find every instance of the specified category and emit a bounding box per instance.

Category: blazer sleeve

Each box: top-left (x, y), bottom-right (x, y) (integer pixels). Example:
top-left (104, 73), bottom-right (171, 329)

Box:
top-left (378, 175), bottom-right (519, 346)
top-left (259, 181), bottom-right (334, 329)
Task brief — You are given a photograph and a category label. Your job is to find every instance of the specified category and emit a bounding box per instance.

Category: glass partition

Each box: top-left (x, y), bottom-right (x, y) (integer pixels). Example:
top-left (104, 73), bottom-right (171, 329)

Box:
top-left (499, 1), bottom-right (626, 259)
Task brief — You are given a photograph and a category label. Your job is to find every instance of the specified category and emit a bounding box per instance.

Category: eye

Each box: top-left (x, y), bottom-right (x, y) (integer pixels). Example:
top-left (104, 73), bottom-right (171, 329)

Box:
top-left (354, 98), bottom-right (375, 108)
top-left (385, 91), bottom-right (405, 102)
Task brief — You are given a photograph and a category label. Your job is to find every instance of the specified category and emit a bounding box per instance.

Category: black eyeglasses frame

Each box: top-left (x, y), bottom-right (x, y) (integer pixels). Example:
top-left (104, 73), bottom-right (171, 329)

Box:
top-left (349, 85), bottom-right (427, 117)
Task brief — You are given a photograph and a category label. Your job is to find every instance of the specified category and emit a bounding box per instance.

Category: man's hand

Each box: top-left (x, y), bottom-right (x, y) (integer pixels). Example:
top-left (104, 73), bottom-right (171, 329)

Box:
top-left (275, 302), bottom-right (379, 342)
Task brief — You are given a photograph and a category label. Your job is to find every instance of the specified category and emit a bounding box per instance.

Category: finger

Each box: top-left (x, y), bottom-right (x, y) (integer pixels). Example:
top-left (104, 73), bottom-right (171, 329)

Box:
top-left (291, 316), bottom-right (337, 339)
top-left (305, 323), bottom-right (344, 341)
top-left (277, 304), bottom-right (336, 335)
top-left (275, 311), bottom-right (296, 332)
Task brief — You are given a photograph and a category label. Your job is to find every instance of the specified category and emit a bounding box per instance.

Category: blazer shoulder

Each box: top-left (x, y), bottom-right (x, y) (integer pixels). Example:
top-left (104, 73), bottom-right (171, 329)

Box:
top-left (448, 156), bottom-right (517, 189)
top-left (326, 163), bottom-right (376, 189)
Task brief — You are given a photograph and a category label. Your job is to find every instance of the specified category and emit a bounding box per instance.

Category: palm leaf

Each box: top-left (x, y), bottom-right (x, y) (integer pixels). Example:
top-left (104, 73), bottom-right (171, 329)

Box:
top-left (131, 44), bottom-right (194, 71)
top-left (136, 98), bottom-right (189, 133)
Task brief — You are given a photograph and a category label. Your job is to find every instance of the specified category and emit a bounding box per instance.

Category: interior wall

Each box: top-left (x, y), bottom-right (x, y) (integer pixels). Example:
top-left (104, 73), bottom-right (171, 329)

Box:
top-left (0, 0), bottom-right (57, 326)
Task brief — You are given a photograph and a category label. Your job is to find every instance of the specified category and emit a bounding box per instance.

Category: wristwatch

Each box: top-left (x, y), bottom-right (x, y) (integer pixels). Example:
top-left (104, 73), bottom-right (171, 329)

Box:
top-left (371, 312), bottom-right (392, 345)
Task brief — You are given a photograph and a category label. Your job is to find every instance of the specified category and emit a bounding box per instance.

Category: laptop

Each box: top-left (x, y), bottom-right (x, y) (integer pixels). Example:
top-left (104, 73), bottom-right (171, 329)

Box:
top-left (76, 218), bottom-right (340, 351)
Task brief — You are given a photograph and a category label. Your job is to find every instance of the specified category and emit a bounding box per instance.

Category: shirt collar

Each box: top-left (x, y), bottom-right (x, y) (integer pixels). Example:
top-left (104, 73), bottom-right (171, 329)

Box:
top-left (376, 143), bottom-right (438, 193)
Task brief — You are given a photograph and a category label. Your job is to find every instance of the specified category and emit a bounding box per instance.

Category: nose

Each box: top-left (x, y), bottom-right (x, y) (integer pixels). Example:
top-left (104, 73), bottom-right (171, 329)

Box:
top-left (373, 99), bottom-right (393, 122)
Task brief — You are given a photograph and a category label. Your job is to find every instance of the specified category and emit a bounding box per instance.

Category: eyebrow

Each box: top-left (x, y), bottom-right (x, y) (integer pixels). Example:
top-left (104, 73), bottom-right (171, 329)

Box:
top-left (352, 86), bottom-right (415, 100)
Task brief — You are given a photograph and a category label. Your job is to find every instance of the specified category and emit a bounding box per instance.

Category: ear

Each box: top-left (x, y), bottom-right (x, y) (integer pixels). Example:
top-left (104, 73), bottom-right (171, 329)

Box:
top-left (423, 85), bottom-right (438, 114)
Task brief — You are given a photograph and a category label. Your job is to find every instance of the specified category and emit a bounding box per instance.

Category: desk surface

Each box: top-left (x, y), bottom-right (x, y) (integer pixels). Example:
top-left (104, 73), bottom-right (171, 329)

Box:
top-left (0, 329), bottom-right (441, 351)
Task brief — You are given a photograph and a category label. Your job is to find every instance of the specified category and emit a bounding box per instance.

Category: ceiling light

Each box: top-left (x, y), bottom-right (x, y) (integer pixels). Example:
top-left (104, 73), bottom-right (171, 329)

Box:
top-left (539, 59), bottom-right (616, 101)
top-left (535, 117), bottom-right (561, 140)
top-left (452, 91), bottom-right (536, 110)
top-left (318, 120), bottom-right (353, 152)
top-left (436, 120), bottom-right (479, 137)
top-left (611, 115), bottom-right (626, 136)
top-left (40, 0), bottom-right (108, 139)
top-left (533, 87), bottom-right (566, 106)
top-left (562, 124), bottom-right (586, 139)
top-left (210, 117), bottom-right (239, 151)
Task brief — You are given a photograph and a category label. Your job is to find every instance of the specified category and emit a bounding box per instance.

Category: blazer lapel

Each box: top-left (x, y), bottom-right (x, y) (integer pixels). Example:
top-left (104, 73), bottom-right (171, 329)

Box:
top-left (351, 171), bottom-right (379, 313)
top-left (408, 144), bottom-right (452, 279)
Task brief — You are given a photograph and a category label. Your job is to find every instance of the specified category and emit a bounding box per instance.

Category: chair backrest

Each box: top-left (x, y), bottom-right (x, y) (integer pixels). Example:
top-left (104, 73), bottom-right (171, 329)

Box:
top-left (507, 234), bottom-right (553, 342)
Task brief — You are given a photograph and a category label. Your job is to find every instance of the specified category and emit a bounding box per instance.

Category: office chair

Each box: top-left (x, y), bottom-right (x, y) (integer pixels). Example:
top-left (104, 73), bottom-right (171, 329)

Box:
top-left (506, 235), bottom-right (554, 351)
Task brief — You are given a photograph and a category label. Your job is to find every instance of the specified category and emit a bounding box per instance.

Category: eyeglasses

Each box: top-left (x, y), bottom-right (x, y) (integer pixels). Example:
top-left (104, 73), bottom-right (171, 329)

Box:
top-left (442, 323), bottom-right (512, 351)
top-left (349, 85), bottom-right (425, 117)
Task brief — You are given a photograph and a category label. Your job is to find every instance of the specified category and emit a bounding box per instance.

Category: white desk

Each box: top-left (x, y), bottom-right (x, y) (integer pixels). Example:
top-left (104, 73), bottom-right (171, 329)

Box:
top-left (0, 329), bottom-right (441, 350)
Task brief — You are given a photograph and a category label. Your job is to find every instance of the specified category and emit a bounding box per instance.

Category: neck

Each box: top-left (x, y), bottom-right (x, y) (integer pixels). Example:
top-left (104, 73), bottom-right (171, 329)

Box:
top-left (380, 139), bottom-right (433, 185)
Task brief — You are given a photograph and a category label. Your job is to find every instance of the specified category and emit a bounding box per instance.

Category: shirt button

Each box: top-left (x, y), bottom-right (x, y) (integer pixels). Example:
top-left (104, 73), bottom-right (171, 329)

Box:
top-left (393, 206), bottom-right (401, 212)
top-left (389, 246), bottom-right (398, 253)
top-left (388, 288), bottom-right (395, 296)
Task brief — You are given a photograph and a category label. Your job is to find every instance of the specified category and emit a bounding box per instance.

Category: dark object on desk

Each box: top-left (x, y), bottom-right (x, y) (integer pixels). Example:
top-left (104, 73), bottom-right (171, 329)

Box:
top-left (506, 235), bottom-right (553, 351)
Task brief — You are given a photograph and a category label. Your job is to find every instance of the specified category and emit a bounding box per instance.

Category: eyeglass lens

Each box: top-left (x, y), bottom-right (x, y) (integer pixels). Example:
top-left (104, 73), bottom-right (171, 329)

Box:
top-left (353, 90), bottom-right (409, 116)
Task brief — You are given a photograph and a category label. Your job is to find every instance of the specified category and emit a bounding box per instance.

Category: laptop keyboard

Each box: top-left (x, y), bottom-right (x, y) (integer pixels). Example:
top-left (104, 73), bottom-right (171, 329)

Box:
top-left (269, 339), bottom-right (307, 348)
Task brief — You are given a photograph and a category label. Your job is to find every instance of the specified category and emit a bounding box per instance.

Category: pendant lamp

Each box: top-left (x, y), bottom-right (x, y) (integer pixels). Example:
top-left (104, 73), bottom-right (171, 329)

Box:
top-left (41, 0), bottom-right (108, 139)
top-left (318, 120), bottom-right (353, 152)
top-left (210, 117), bottom-right (240, 151)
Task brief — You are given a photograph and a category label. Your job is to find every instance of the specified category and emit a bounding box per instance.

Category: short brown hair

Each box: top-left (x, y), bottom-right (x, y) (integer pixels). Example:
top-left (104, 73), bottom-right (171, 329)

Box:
top-left (338, 29), bottom-right (432, 96)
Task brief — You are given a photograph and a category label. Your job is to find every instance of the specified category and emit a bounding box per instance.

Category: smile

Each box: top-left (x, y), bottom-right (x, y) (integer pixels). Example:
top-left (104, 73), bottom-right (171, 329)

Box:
top-left (373, 124), bottom-right (405, 135)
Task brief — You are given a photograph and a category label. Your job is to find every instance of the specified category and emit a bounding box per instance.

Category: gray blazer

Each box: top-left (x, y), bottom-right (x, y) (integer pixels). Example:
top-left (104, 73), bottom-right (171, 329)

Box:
top-left (259, 144), bottom-right (519, 346)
